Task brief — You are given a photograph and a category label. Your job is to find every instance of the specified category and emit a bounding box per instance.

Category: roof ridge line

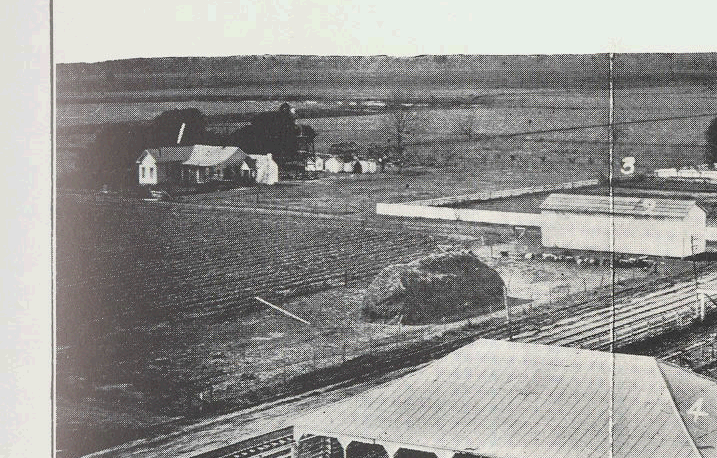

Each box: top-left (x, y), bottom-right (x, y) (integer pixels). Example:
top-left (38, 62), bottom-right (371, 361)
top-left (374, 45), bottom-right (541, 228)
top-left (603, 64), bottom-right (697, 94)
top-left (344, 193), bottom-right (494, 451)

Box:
top-left (659, 359), bottom-right (717, 384)
top-left (654, 357), bottom-right (703, 458)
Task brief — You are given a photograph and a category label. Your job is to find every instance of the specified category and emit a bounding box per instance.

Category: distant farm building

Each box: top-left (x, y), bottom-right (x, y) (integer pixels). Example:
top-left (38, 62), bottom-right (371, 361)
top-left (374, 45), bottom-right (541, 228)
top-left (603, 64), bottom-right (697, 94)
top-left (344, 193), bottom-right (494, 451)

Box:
top-left (294, 339), bottom-right (716, 458)
top-left (324, 157), bottom-right (344, 173)
top-left (357, 159), bottom-right (378, 173)
top-left (343, 160), bottom-right (357, 173)
top-left (137, 146), bottom-right (278, 185)
top-left (305, 155), bottom-right (325, 172)
top-left (248, 153), bottom-right (279, 185)
top-left (540, 193), bottom-right (706, 257)
top-left (655, 167), bottom-right (717, 182)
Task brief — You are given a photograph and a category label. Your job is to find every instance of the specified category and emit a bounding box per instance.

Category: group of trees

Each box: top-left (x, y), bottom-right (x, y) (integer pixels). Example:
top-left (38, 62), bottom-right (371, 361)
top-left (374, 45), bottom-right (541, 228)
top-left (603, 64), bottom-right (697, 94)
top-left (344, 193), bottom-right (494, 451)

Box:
top-left (227, 103), bottom-right (316, 165)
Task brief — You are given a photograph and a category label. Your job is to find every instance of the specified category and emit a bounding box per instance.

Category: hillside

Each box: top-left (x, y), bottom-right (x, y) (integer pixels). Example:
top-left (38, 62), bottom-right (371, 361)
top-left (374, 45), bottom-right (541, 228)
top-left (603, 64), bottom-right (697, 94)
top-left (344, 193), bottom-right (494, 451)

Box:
top-left (56, 53), bottom-right (717, 97)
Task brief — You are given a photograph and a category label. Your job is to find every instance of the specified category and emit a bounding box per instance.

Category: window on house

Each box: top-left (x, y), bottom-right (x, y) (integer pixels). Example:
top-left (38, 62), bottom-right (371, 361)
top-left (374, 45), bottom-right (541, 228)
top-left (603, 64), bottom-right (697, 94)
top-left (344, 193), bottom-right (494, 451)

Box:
top-left (141, 167), bottom-right (146, 178)
top-left (150, 167), bottom-right (154, 178)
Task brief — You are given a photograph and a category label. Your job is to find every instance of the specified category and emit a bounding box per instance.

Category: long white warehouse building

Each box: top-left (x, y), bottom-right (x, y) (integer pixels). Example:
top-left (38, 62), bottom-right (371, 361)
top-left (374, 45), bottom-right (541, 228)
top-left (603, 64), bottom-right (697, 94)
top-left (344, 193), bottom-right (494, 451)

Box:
top-left (539, 193), bottom-right (706, 257)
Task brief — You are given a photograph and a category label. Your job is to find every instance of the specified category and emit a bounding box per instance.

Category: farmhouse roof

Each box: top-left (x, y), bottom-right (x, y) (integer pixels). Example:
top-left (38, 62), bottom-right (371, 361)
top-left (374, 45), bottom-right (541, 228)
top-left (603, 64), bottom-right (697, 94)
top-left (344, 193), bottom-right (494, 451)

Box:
top-left (294, 339), bottom-right (716, 458)
top-left (540, 193), bottom-right (702, 218)
top-left (243, 157), bottom-right (257, 170)
top-left (138, 146), bottom-right (193, 163)
top-left (182, 145), bottom-right (247, 167)
top-left (138, 145), bottom-right (247, 166)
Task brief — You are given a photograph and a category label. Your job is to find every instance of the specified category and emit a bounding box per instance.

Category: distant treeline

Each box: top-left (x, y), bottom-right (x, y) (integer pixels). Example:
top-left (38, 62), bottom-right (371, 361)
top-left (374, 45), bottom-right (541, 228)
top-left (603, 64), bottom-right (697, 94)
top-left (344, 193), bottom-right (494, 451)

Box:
top-left (57, 54), bottom-right (717, 94)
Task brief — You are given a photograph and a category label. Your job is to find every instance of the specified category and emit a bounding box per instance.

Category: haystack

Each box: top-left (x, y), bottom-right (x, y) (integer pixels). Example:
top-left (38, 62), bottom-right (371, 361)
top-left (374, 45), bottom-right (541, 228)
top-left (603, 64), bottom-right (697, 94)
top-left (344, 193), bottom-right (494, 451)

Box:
top-left (362, 252), bottom-right (505, 324)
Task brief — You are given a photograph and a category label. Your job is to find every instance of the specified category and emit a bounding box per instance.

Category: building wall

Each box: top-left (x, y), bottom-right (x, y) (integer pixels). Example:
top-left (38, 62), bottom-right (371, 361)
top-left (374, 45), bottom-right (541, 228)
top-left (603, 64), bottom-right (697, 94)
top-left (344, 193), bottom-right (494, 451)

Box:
top-left (255, 156), bottom-right (279, 185)
top-left (687, 205), bottom-right (707, 253)
top-left (156, 162), bottom-right (175, 183)
top-left (376, 202), bottom-right (541, 226)
top-left (138, 155), bottom-right (157, 185)
top-left (325, 159), bottom-right (344, 173)
top-left (540, 209), bottom-right (706, 257)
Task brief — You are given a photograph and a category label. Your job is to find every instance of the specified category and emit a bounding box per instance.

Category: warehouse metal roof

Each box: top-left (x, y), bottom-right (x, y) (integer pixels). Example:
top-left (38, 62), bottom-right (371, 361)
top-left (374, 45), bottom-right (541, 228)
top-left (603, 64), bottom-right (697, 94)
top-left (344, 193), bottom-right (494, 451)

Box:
top-left (294, 339), bottom-right (716, 458)
top-left (539, 193), bottom-right (701, 218)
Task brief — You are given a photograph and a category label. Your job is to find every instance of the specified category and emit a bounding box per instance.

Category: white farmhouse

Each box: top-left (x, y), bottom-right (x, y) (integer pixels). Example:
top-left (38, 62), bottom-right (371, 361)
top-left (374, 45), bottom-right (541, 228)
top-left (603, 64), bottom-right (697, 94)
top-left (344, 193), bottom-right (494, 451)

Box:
top-left (136, 146), bottom-right (197, 185)
top-left (136, 146), bottom-right (279, 185)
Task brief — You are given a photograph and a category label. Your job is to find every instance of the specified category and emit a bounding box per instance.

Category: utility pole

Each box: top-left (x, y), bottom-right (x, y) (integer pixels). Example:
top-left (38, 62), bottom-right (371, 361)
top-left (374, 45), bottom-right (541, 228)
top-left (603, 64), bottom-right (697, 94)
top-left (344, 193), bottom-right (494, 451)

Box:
top-left (504, 284), bottom-right (512, 341)
top-left (691, 235), bottom-right (702, 321)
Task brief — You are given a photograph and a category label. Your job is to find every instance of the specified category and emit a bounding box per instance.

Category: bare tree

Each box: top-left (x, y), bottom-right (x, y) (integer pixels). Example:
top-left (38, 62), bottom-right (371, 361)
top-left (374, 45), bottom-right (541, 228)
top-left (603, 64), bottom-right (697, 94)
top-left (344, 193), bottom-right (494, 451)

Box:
top-left (457, 111), bottom-right (477, 141)
top-left (384, 88), bottom-right (417, 169)
top-left (706, 117), bottom-right (717, 167)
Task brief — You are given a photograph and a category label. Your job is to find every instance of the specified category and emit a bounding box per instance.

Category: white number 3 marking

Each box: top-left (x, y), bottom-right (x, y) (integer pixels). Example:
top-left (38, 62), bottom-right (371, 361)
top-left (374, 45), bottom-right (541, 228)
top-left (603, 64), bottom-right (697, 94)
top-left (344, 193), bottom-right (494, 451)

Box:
top-left (621, 157), bottom-right (635, 175)
top-left (687, 398), bottom-right (710, 423)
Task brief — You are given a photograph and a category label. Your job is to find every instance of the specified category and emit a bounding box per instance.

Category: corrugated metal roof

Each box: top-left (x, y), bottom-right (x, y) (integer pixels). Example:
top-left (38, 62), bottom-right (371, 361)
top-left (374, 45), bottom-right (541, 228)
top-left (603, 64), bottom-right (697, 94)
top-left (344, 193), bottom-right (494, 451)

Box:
top-left (540, 193), bottom-right (699, 218)
top-left (294, 339), bottom-right (709, 458)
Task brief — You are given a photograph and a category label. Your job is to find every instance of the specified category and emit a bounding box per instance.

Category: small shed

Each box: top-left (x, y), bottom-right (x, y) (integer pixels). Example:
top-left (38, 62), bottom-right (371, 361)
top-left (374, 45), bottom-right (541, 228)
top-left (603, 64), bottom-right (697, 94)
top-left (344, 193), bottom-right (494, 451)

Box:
top-left (305, 156), bottom-right (324, 172)
top-left (540, 193), bottom-right (706, 257)
top-left (247, 154), bottom-right (279, 185)
top-left (365, 159), bottom-right (378, 173)
top-left (324, 157), bottom-right (344, 173)
top-left (343, 160), bottom-right (357, 173)
top-left (357, 160), bottom-right (372, 173)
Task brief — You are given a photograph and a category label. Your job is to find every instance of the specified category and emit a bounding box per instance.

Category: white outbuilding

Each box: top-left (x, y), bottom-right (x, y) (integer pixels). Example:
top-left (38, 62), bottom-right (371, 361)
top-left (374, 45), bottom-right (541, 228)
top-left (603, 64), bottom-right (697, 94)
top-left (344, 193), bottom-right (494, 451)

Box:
top-left (357, 160), bottom-right (371, 173)
top-left (305, 156), bottom-right (324, 172)
top-left (247, 153), bottom-right (279, 185)
top-left (324, 157), bottom-right (344, 173)
top-left (540, 193), bottom-right (706, 257)
top-left (365, 159), bottom-right (378, 173)
top-left (343, 160), bottom-right (357, 173)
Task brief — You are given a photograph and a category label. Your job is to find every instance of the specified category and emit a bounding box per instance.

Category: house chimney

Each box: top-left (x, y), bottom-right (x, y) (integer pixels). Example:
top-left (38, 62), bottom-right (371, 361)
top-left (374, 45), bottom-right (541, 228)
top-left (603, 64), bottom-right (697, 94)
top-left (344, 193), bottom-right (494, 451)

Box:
top-left (177, 122), bottom-right (186, 144)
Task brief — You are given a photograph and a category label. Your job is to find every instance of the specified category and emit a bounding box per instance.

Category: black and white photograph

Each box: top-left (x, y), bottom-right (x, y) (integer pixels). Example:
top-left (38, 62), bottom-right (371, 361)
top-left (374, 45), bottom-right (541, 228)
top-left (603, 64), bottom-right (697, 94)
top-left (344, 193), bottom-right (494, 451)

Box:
top-left (37, 2), bottom-right (717, 458)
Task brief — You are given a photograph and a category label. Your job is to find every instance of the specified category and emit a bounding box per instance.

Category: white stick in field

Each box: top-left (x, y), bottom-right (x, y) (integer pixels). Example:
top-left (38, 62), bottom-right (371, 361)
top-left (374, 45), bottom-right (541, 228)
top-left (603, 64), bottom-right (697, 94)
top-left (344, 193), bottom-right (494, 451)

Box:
top-left (254, 297), bottom-right (311, 325)
top-left (177, 122), bottom-right (186, 144)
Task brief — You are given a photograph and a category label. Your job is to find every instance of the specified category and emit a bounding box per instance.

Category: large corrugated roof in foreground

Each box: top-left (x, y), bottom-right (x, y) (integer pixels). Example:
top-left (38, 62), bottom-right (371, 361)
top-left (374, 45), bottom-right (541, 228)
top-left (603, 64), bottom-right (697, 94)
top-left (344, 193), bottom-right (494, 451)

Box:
top-left (294, 339), bottom-right (716, 458)
top-left (540, 193), bottom-right (700, 218)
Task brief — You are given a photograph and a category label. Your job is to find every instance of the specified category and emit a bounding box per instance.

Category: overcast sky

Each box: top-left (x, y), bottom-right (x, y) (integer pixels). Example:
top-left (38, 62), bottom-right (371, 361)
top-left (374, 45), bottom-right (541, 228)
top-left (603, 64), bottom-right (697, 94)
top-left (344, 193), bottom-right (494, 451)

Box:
top-left (54, 0), bottom-right (717, 63)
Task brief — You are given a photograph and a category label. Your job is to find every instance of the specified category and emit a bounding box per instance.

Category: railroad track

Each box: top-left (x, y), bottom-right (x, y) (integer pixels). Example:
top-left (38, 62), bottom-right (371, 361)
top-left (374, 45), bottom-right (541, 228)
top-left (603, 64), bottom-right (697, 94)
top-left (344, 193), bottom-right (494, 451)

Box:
top-left (191, 427), bottom-right (294, 458)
